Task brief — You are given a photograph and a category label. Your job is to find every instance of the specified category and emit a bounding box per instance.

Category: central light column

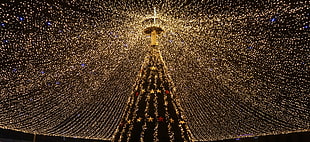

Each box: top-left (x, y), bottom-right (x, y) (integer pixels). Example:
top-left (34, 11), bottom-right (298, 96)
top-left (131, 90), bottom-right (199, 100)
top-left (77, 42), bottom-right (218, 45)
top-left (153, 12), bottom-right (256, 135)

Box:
top-left (151, 30), bottom-right (158, 46)
top-left (144, 26), bottom-right (164, 45)
top-left (143, 26), bottom-right (164, 57)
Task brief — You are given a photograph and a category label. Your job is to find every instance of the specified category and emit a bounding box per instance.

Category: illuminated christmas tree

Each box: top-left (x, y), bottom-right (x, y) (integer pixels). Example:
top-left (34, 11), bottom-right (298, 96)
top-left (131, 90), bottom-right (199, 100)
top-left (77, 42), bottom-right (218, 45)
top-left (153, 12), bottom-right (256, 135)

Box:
top-left (112, 24), bottom-right (192, 142)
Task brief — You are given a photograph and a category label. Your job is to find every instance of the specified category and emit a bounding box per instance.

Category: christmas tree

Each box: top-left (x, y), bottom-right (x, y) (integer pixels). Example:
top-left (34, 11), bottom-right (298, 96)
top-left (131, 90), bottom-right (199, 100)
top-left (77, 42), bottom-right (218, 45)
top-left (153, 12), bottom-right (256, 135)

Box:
top-left (112, 26), bottom-right (192, 142)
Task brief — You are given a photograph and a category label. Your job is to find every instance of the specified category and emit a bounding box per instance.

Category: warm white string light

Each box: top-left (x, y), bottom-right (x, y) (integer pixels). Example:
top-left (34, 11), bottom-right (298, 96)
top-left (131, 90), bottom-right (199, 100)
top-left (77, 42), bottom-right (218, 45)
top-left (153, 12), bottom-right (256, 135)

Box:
top-left (0, 0), bottom-right (309, 141)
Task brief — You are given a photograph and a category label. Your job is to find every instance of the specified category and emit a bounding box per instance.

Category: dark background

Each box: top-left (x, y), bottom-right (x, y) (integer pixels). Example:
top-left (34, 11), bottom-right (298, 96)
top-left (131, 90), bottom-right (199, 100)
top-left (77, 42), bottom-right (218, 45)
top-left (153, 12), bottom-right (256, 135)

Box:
top-left (0, 128), bottom-right (309, 142)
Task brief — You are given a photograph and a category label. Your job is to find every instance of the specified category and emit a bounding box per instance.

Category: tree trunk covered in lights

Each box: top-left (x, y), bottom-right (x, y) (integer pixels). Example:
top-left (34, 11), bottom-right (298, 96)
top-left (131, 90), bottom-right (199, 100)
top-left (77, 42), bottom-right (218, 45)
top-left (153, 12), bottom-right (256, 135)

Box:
top-left (112, 45), bottom-right (192, 142)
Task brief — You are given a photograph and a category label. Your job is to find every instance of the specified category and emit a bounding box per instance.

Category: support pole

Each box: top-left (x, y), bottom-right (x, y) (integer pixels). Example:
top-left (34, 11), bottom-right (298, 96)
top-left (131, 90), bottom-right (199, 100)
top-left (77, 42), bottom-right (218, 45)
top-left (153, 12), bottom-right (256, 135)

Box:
top-left (151, 30), bottom-right (158, 46)
top-left (33, 134), bottom-right (36, 142)
top-left (143, 26), bottom-right (163, 46)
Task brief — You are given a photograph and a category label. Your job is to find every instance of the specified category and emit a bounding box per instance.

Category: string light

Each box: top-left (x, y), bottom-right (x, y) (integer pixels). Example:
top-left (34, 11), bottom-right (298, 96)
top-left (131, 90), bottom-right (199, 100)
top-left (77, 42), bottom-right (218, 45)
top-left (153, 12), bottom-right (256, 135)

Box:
top-left (0, 0), bottom-right (309, 141)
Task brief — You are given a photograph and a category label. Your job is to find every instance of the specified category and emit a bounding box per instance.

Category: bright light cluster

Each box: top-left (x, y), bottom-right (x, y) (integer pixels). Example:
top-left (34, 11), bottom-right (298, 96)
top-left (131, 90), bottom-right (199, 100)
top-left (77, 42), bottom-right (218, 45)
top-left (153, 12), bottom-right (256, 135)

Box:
top-left (0, 0), bottom-right (309, 141)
